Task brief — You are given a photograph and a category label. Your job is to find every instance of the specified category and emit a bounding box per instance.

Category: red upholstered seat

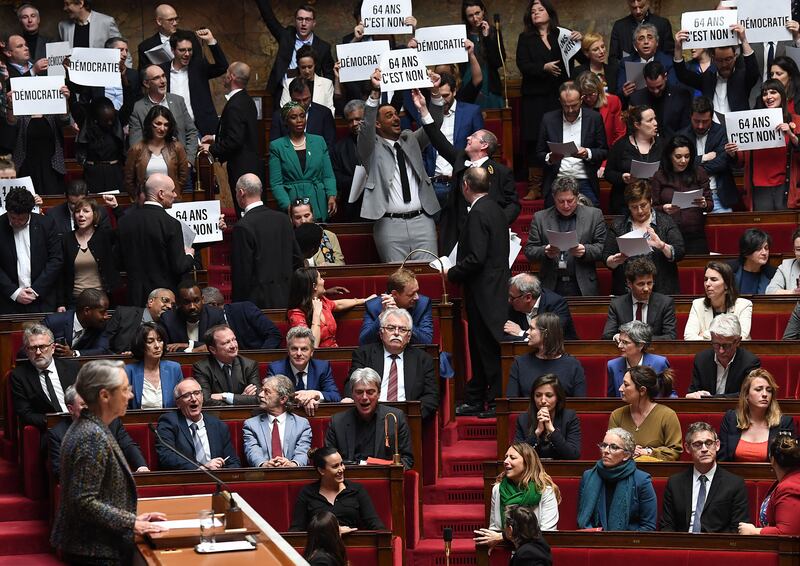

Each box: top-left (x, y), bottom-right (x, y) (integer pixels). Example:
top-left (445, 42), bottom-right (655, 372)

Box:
top-left (488, 547), bottom-right (781, 566)
top-left (708, 224), bottom-right (793, 254)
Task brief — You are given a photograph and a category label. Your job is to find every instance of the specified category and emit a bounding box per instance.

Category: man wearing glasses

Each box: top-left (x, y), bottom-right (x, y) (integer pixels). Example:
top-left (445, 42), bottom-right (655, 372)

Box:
top-left (10, 324), bottom-right (79, 436)
top-left (155, 378), bottom-right (241, 470)
top-left (347, 308), bottom-right (438, 419)
top-left (660, 421), bottom-right (748, 532)
top-left (138, 4), bottom-right (185, 69)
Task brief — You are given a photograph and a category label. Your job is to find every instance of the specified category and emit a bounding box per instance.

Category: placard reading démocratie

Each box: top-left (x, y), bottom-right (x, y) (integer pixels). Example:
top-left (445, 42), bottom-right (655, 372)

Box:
top-left (336, 40), bottom-right (391, 83)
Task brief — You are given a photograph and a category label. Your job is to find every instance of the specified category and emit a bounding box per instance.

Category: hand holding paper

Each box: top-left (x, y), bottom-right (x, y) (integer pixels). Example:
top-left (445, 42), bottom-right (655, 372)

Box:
top-left (546, 229), bottom-right (579, 250)
top-left (629, 160), bottom-right (660, 179)
top-left (616, 230), bottom-right (652, 257)
top-left (547, 141), bottom-right (578, 158)
top-left (671, 189), bottom-right (703, 209)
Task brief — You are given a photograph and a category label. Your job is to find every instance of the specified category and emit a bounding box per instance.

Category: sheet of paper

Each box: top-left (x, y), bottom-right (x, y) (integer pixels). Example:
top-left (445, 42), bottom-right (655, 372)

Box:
top-left (671, 189), bottom-right (703, 208)
top-left (737, 0), bottom-right (792, 44)
top-left (429, 255), bottom-right (453, 272)
top-left (624, 61), bottom-right (646, 90)
top-left (547, 140), bottom-right (578, 157)
top-left (336, 40), bottom-right (391, 83)
top-left (145, 42), bottom-right (173, 65)
top-left (158, 518), bottom-right (222, 529)
top-left (45, 41), bottom-right (71, 76)
top-left (10, 76), bottom-right (67, 116)
top-left (508, 231), bottom-right (522, 268)
top-left (630, 159), bottom-right (660, 179)
top-left (617, 230), bottom-right (652, 257)
top-left (348, 165), bottom-right (368, 203)
top-left (97, 189), bottom-right (120, 195)
top-left (557, 27), bottom-right (582, 77)
top-left (68, 47), bottom-right (121, 87)
top-left (178, 219), bottom-right (196, 248)
top-left (546, 229), bottom-right (579, 251)
top-left (415, 25), bottom-right (468, 67)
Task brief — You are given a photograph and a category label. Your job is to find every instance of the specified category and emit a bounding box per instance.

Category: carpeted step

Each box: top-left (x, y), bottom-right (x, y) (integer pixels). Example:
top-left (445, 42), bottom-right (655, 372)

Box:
top-left (0, 553), bottom-right (62, 564)
top-left (441, 440), bottom-right (495, 477)
top-left (0, 460), bottom-right (20, 494)
top-left (423, 477), bottom-right (484, 505)
top-left (421, 504), bottom-right (484, 539)
top-left (450, 417), bottom-right (497, 443)
top-left (0, 495), bottom-right (47, 522)
top-left (0, 520), bottom-right (52, 555)
top-left (407, 537), bottom-right (479, 566)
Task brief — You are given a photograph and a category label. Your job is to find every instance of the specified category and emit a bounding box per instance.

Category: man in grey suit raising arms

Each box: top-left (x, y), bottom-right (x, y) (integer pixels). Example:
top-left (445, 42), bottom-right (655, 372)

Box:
top-left (357, 69), bottom-right (444, 262)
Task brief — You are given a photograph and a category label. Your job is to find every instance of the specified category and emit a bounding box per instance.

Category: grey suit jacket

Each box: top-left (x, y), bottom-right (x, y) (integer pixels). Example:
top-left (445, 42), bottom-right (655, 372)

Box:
top-left (192, 355), bottom-right (260, 406)
top-left (602, 292), bottom-right (677, 340)
top-left (356, 100), bottom-right (443, 220)
top-left (128, 93), bottom-right (199, 159)
top-left (242, 411), bottom-right (312, 467)
top-left (58, 11), bottom-right (120, 48)
top-left (524, 205), bottom-right (607, 296)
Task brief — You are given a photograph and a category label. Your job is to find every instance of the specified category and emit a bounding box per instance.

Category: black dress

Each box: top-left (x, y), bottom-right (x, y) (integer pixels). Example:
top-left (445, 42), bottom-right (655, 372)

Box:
top-left (81, 128), bottom-right (125, 193)
top-left (604, 136), bottom-right (666, 214)
top-left (18, 117), bottom-right (65, 195)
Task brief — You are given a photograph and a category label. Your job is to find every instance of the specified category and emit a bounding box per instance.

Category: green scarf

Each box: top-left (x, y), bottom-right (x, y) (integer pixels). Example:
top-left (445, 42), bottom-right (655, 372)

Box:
top-left (498, 476), bottom-right (542, 527)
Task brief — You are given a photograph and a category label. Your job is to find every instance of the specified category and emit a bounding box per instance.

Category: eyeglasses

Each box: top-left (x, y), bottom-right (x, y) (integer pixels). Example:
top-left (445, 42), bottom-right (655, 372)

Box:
top-left (382, 325), bottom-right (410, 335)
top-left (176, 390), bottom-right (202, 401)
top-left (26, 343), bottom-right (53, 353)
top-left (711, 341), bottom-right (737, 351)
top-left (292, 197), bottom-right (311, 206)
top-left (597, 442), bottom-right (625, 452)
top-left (508, 293), bottom-right (524, 302)
top-left (295, 16), bottom-right (314, 22)
top-left (689, 440), bottom-right (717, 450)
top-left (629, 202), bottom-right (650, 212)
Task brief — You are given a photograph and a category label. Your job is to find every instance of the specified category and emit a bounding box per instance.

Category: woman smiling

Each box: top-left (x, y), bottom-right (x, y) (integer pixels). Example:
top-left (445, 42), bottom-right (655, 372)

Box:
top-left (684, 260), bottom-right (752, 340)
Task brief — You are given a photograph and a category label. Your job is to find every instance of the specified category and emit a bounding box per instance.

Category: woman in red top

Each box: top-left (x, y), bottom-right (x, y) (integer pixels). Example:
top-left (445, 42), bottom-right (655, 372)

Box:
top-left (576, 71), bottom-right (625, 178)
top-left (287, 267), bottom-right (372, 348)
top-left (738, 433), bottom-right (800, 536)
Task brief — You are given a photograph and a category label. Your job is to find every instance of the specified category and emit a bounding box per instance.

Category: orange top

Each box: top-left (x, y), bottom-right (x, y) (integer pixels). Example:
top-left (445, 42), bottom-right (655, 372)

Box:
top-left (734, 439), bottom-right (769, 462)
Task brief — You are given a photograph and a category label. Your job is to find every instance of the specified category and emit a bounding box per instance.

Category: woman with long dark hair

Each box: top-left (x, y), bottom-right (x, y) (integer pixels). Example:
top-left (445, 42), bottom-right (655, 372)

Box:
top-left (303, 511), bottom-right (348, 566)
top-left (769, 55), bottom-right (800, 114)
top-left (504, 505), bottom-right (552, 566)
top-left (514, 374), bottom-right (581, 459)
top-left (685, 260), bottom-right (753, 340)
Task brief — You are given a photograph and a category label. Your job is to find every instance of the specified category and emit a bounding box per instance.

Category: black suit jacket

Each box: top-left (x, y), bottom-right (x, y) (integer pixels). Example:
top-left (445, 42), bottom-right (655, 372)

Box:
top-left (270, 102), bottom-right (336, 152)
top-left (324, 405), bottom-right (414, 470)
top-left (503, 288), bottom-right (578, 341)
top-left (192, 354), bottom-right (261, 406)
top-left (602, 292), bottom-right (677, 340)
top-left (674, 56), bottom-right (760, 113)
top-left (448, 196), bottom-right (510, 342)
top-left (158, 305), bottom-right (225, 345)
top-left (10, 358), bottom-right (79, 430)
top-left (689, 347), bottom-right (761, 397)
top-left (117, 204), bottom-right (194, 306)
top-left (660, 465), bottom-right (749, 532)
top-left (332, 134), bottom-right (363, 221)
top-left (104, 306), bottom-right (145, 354)
top-left (422, 120), bottom-right (520, 255)
top-left (536, 108), bottom-right (608, 203)
top-left (42, 310), bottom-right (110, 356)
top-left (629, 84), bottom-right (693, 141)
top-left (221, 302), bottom-right (281, 349)
top-left (0, 212), bottom-right (63, 314)
top-left (209, 89), bottom-right (262, 185)
top-left (347, 343), bottom-right (438, 420)
top-left (155, 411), bottom-right (241, 470)
top-left (719, 411), bottom-right (797, 461)
top-left (678, 122), bottom-right (739, 208)
top-left (231, 204), bottom-right (302, 309)
top-left (138, 30), bottom-right (202, 70)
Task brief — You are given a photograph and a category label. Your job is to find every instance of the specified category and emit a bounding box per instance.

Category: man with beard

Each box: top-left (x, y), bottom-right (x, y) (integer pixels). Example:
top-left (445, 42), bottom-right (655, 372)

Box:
top-left (158, 280), bottom-right (224, 353)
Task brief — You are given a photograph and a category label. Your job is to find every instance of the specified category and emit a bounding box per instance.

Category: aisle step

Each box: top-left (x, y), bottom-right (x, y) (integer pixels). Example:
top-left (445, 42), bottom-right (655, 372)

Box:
top-left (407, 538), bottom-right (478, 566)
top-left (0, 460), bottom-right (19, 494)
top-left (0, 495), bottom-right (46, 522)
top-left (421, 504), bottom-right (484, 539)
top-left (441, 440), bottom-right (496, 476)
top-left (423, 477), bottom-right (484, 505)
top-left (443, 417), bottom-right (497, 445)
top-left (0, 521), bottom-right (51, 555)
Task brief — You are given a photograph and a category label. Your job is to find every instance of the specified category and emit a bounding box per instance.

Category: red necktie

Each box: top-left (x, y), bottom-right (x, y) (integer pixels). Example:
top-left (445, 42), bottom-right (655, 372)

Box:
top-left (271, 418), bottom-right (283, 458)
top-left (635, 302), bottom-right (643, 322)
top-left (387, 355), bottom-right (398, 402)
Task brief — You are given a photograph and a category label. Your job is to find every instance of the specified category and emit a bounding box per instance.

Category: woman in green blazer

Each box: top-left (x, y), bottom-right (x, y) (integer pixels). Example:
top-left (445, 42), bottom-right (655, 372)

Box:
top-left (270, 102), bottom-right (337, 221)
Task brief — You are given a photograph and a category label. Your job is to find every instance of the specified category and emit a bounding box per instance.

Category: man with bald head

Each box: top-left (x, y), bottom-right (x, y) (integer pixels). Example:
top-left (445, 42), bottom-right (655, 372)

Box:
top-left (200, 62), bottom-right (260, 216)
top-left (117, 173), bottom-right (195, 305)
top-left (137, 4), bottom-right (185, 69)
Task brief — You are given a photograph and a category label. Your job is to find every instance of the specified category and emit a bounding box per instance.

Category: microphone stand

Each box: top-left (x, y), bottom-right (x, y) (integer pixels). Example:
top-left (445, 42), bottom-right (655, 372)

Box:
top-left (493, 14), bottom-right (509, 109)
top-left (383, 412), bottom-right (401, 466)
top-left (149, 423), bottom-right (243, 528)
top-left (400, 248), bottom-right (450, 306)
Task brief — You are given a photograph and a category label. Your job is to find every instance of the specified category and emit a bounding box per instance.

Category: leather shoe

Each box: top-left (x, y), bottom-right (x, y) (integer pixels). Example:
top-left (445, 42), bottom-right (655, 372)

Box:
top-left (455, 403), bottom-right (483, 416)
top-left (478, 406), bottom-right (496, 419)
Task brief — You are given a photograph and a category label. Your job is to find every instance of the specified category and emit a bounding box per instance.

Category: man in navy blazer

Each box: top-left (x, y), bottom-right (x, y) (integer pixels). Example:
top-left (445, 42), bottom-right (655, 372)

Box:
top-left (629, 61), bottom-right (692, 140)
top-left (201, 287), bottom-right (281, 350)
top-left (267, 326), bottom-right (342, 415)
top-left (41, 289), bottom-right (111, 358)
top-left (504, 273), bottom-right (578, 341)
top-left (242, 375), bottom-right (312, 467)
top-left (156, 378), bottom-right (240, 470)
top-left (360, 268), bottom-right (433, 346)
top-left (159, 281), bottom-right (225, 352)
top-left (269, 77), bottom-right (336, 151)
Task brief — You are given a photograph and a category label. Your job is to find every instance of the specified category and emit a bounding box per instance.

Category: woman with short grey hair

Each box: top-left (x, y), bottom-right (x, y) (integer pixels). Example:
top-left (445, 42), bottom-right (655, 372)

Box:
top-left (606, 321), bottom-right (670, 398)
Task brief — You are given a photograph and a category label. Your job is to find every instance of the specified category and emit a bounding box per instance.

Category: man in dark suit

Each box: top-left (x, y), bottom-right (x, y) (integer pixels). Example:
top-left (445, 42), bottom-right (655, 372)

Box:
top-left (504, 272), bottom-right (578, 341)
top-left (679, 97), bottom-right (739, 212)
top-left (105, 288), bottom-right (175, 354)
top-left (325, 368), bottom-right (414, 469)
top-left (17, 4), bottom-right (51, 64)
top-left (609, 0), bottom-right (674, 62)
top-left (630, 61), bottom-right (692, 140)
top-left (162, 29), bottom-right (228, 136)
top-left (254, 0), bottom-right (334, 103)
top-left (193, 324), bottom-right (260, 406)
top-left (617, 23), bottom-right (677, 97)
top-left (48, 385), bottom-right (149, 478)
top-left (117, 174), bottom-right (195, 306)
top-left (137, 4), bottom-right (202, 71)
top-left (447, 168), bottom-right (510, 417)
top-left (360, 268), bottom-right (433, 346)
top-left (687, 314), bottom-right (761, 398)
top-left (42, 288), bottom-right (111, 358)
top-left (156, 378), bottom-right (241, 470)
top-left (673, 26), bottom-right (759, 114)
top-left (10, 324), bottom-right (79, 432)
top-left (524, 177), bottom-right (608, 297)
top-left (661, 421), bottom-right (749, 532)
top-left (268, 325), bottom-right (342, 413)
top-left (537, 81), bottom-right (608, 207)
top-left (269, 77), bottom-right (336, 152)
top-left (3, 34), bottom-right (45, 79)
top-left (160, 280), bottom-right (225, 353)
top-left (332, 99), bottom-right (365, 220)
top-left (231, 174), bottom-right (302, 308)
top-left (348, 308), bottom-right (438, 419)
top-left (602, 257), bottom-right (677, 340)
top-left (0, 188), bottom-right (62, 314)
top-left (200, 62), bottom-right (260, 216)
top-left (201, 286), bottom-right (281, 349)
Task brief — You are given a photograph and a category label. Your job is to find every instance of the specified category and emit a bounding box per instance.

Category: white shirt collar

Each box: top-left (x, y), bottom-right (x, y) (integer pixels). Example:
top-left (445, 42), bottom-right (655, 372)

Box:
top-left (72, 313), bottom-right (84, 336)
top-left (692, 462), bottom-right (717, 483)
top-left (444, 99), bottom-right (458, 117)
top-left (144, 200), bottom-right (164, 208)
top-left (243, 201), bottom-right (263, 214)
top-left (226, 88), bottom-right (243, 101)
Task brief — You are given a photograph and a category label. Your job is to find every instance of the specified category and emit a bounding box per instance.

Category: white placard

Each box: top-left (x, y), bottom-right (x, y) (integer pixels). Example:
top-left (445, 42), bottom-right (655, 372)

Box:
top-left (361, 0), bottom-right (412, 35)
top-left (379, 49), bottom-right (432, 92)
top-left (671, 189), bottom-right (703, 208)
top-left (624, 61), bottom-right (646, 90)
top-left (547, 140), bottom-right (578, 157)
top-left (617, 230), bottom-right (652, 257)
top-left (630, 159), bottom-right (660, 179)
top-left (166, 200), bottom-right (222, 244)
top-left (68, 47), bottom-right (121, 87)
top-left (45, 41), bottom-right (71, 76)
top-left (0, 177), bottom-right (36, 212)
top-left (680, 10), bottom-right (739, 49)
top-left (336, 41), bottom-right (391, 83)
top-left (737, 0), bottom-right (792, 44)
top-left (546, 230), bottom-right (579, 250)
top-left (509, 231), bottom-right (522, 268)
top-left (557, 27), bottom-right (582, 78)
top-left (349, 165), bottom-right (368, 203)
top-left (725, 108), bottom-right (786, 151)
top-left (144, 42), bottom-right (173, 65)
top-left (10, 76), bottom-right (66, 116)
top-left (415, 25), bottom-right (467, 67)
top-left (720, 0), bottom-right (737, 6)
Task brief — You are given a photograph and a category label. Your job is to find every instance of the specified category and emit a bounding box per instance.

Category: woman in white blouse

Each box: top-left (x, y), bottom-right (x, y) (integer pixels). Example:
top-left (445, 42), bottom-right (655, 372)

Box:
top-left (684, 260), bottom-right (752, 340)
top-left (279, 45), bottom-right (335, 116)
top-left (126, 322), bottom-right (183, 409)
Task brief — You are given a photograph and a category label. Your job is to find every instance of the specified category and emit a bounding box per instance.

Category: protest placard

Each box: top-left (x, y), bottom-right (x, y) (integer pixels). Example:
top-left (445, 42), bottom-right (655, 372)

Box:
top-left (415, 25), bottom-right (467, 67)
top-left (737, 0), bottom-right (791, 44)
top-left (336, 40), bottom-right (391, 83)
top-left (166, 200), bottom-right (222, 244)
top-left (725, 108), bottom-right (786, 151)
top-left (362, 0), bottom-right (412, 35)
top-left (68, 47), bottom-right (121, 87)
top-left (379, 48), bottom-right (432, 92)
top-left (0, 177), bottom-right (36, 212)
top-left (10, 76), bottom-right (66, 116)
top-left (557, 28), bottom-right (582, 77)
top-left (45, 41), bottom-right (70, 76)
top-left (680, 9), bottom-right (739, 49)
